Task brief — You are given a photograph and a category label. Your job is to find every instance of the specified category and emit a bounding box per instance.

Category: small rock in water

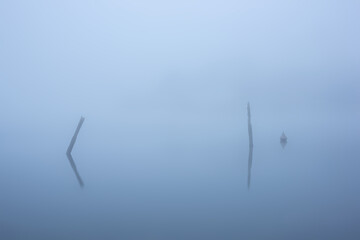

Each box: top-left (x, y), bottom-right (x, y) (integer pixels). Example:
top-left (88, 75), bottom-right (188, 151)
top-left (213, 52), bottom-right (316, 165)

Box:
top-left (280, 132), bottom-right (287, 142)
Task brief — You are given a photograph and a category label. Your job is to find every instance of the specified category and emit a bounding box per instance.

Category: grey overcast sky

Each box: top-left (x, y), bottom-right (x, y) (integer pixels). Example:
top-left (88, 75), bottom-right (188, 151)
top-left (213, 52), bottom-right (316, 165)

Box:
top-left (1, 0), bottom-right (359, 126)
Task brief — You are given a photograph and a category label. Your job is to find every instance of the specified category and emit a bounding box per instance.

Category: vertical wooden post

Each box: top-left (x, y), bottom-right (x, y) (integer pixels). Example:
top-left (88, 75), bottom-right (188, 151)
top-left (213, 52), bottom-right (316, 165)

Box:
top-left (247, 103), bottom-right (253, 189)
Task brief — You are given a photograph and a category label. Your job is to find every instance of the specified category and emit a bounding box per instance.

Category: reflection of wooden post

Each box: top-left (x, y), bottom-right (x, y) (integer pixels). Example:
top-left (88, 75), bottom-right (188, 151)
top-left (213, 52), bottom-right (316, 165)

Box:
top-left (247, 103), bottom-right (253, 189)
top-left (66, 117), bottom-right (85, 187)
top-left (66, 152), bottom-right (84, 187)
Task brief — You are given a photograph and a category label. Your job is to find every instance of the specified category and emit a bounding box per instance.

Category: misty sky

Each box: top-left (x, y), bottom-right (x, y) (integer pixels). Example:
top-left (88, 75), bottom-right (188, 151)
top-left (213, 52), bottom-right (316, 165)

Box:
top-left (1, 0), bottom-right (359, 125)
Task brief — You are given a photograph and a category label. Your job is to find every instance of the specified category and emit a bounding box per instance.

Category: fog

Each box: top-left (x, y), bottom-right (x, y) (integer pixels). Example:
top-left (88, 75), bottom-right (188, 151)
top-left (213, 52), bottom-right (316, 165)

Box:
top-left (1, 0), bottom-right (360, 239)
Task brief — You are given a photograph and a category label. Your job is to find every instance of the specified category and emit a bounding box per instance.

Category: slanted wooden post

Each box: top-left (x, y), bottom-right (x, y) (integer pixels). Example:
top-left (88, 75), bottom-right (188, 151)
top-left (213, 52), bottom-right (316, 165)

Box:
top-left (66, 116), bottom-right (85, 187)
top-left (67, 117), bottom-right (85, 155)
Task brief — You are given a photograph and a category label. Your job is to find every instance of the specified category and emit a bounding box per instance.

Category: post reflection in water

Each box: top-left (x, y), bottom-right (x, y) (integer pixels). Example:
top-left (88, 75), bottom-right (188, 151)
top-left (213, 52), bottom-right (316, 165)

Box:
top-left (247, 140), bottom-right (253, 189)
top-left (66, 152), bottom-right (84, 187)
top-left (66, 116), bottom-right (85, 187)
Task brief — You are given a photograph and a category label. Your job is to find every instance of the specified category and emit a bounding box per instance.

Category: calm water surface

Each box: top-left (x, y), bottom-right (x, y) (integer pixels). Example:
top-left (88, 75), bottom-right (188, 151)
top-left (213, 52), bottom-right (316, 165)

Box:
top-left (0, 112), bottom-right (359, 240)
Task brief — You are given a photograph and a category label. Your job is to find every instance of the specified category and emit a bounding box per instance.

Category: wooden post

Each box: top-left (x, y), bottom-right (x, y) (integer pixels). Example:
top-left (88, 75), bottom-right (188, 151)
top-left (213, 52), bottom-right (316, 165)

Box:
top-left (66, 116), bottom-right (85, 187)
top-left (247, 103), bottom-right (253, 189)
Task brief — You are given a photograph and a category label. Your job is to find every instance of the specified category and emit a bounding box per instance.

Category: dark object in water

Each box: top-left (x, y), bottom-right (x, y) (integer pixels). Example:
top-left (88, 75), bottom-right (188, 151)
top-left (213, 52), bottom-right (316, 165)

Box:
top-left (66, 116), bottom-right (85, 187)
top-left (280, 132), bottom-right (287, 142)
top-left (280, 132), bottom-right (287, 149)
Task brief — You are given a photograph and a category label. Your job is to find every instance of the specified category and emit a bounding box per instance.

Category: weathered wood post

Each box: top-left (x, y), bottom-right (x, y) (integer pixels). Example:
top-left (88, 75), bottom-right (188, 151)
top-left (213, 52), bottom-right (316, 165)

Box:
top-left (66, 116), bottom-right (85, 187)
top-left (247, 103), bottom-right (253, 189)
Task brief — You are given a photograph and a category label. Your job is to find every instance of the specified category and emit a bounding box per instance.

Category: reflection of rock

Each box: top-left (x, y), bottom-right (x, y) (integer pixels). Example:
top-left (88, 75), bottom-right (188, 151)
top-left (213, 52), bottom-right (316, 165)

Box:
top-left (280, 132), bottom-right (287, 149)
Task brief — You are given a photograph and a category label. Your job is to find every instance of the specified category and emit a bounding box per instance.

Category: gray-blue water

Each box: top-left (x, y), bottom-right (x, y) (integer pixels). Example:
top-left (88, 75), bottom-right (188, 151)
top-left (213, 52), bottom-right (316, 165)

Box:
top-left (1, 0), bottom-right (360, 239)
top-left (1, 108), bottom-right (359, 239)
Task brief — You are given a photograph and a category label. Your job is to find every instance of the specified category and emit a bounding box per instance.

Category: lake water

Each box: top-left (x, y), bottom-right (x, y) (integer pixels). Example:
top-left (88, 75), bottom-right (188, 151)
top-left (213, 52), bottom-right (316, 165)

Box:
top-left (1, 108), bottom-right (359, 240)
